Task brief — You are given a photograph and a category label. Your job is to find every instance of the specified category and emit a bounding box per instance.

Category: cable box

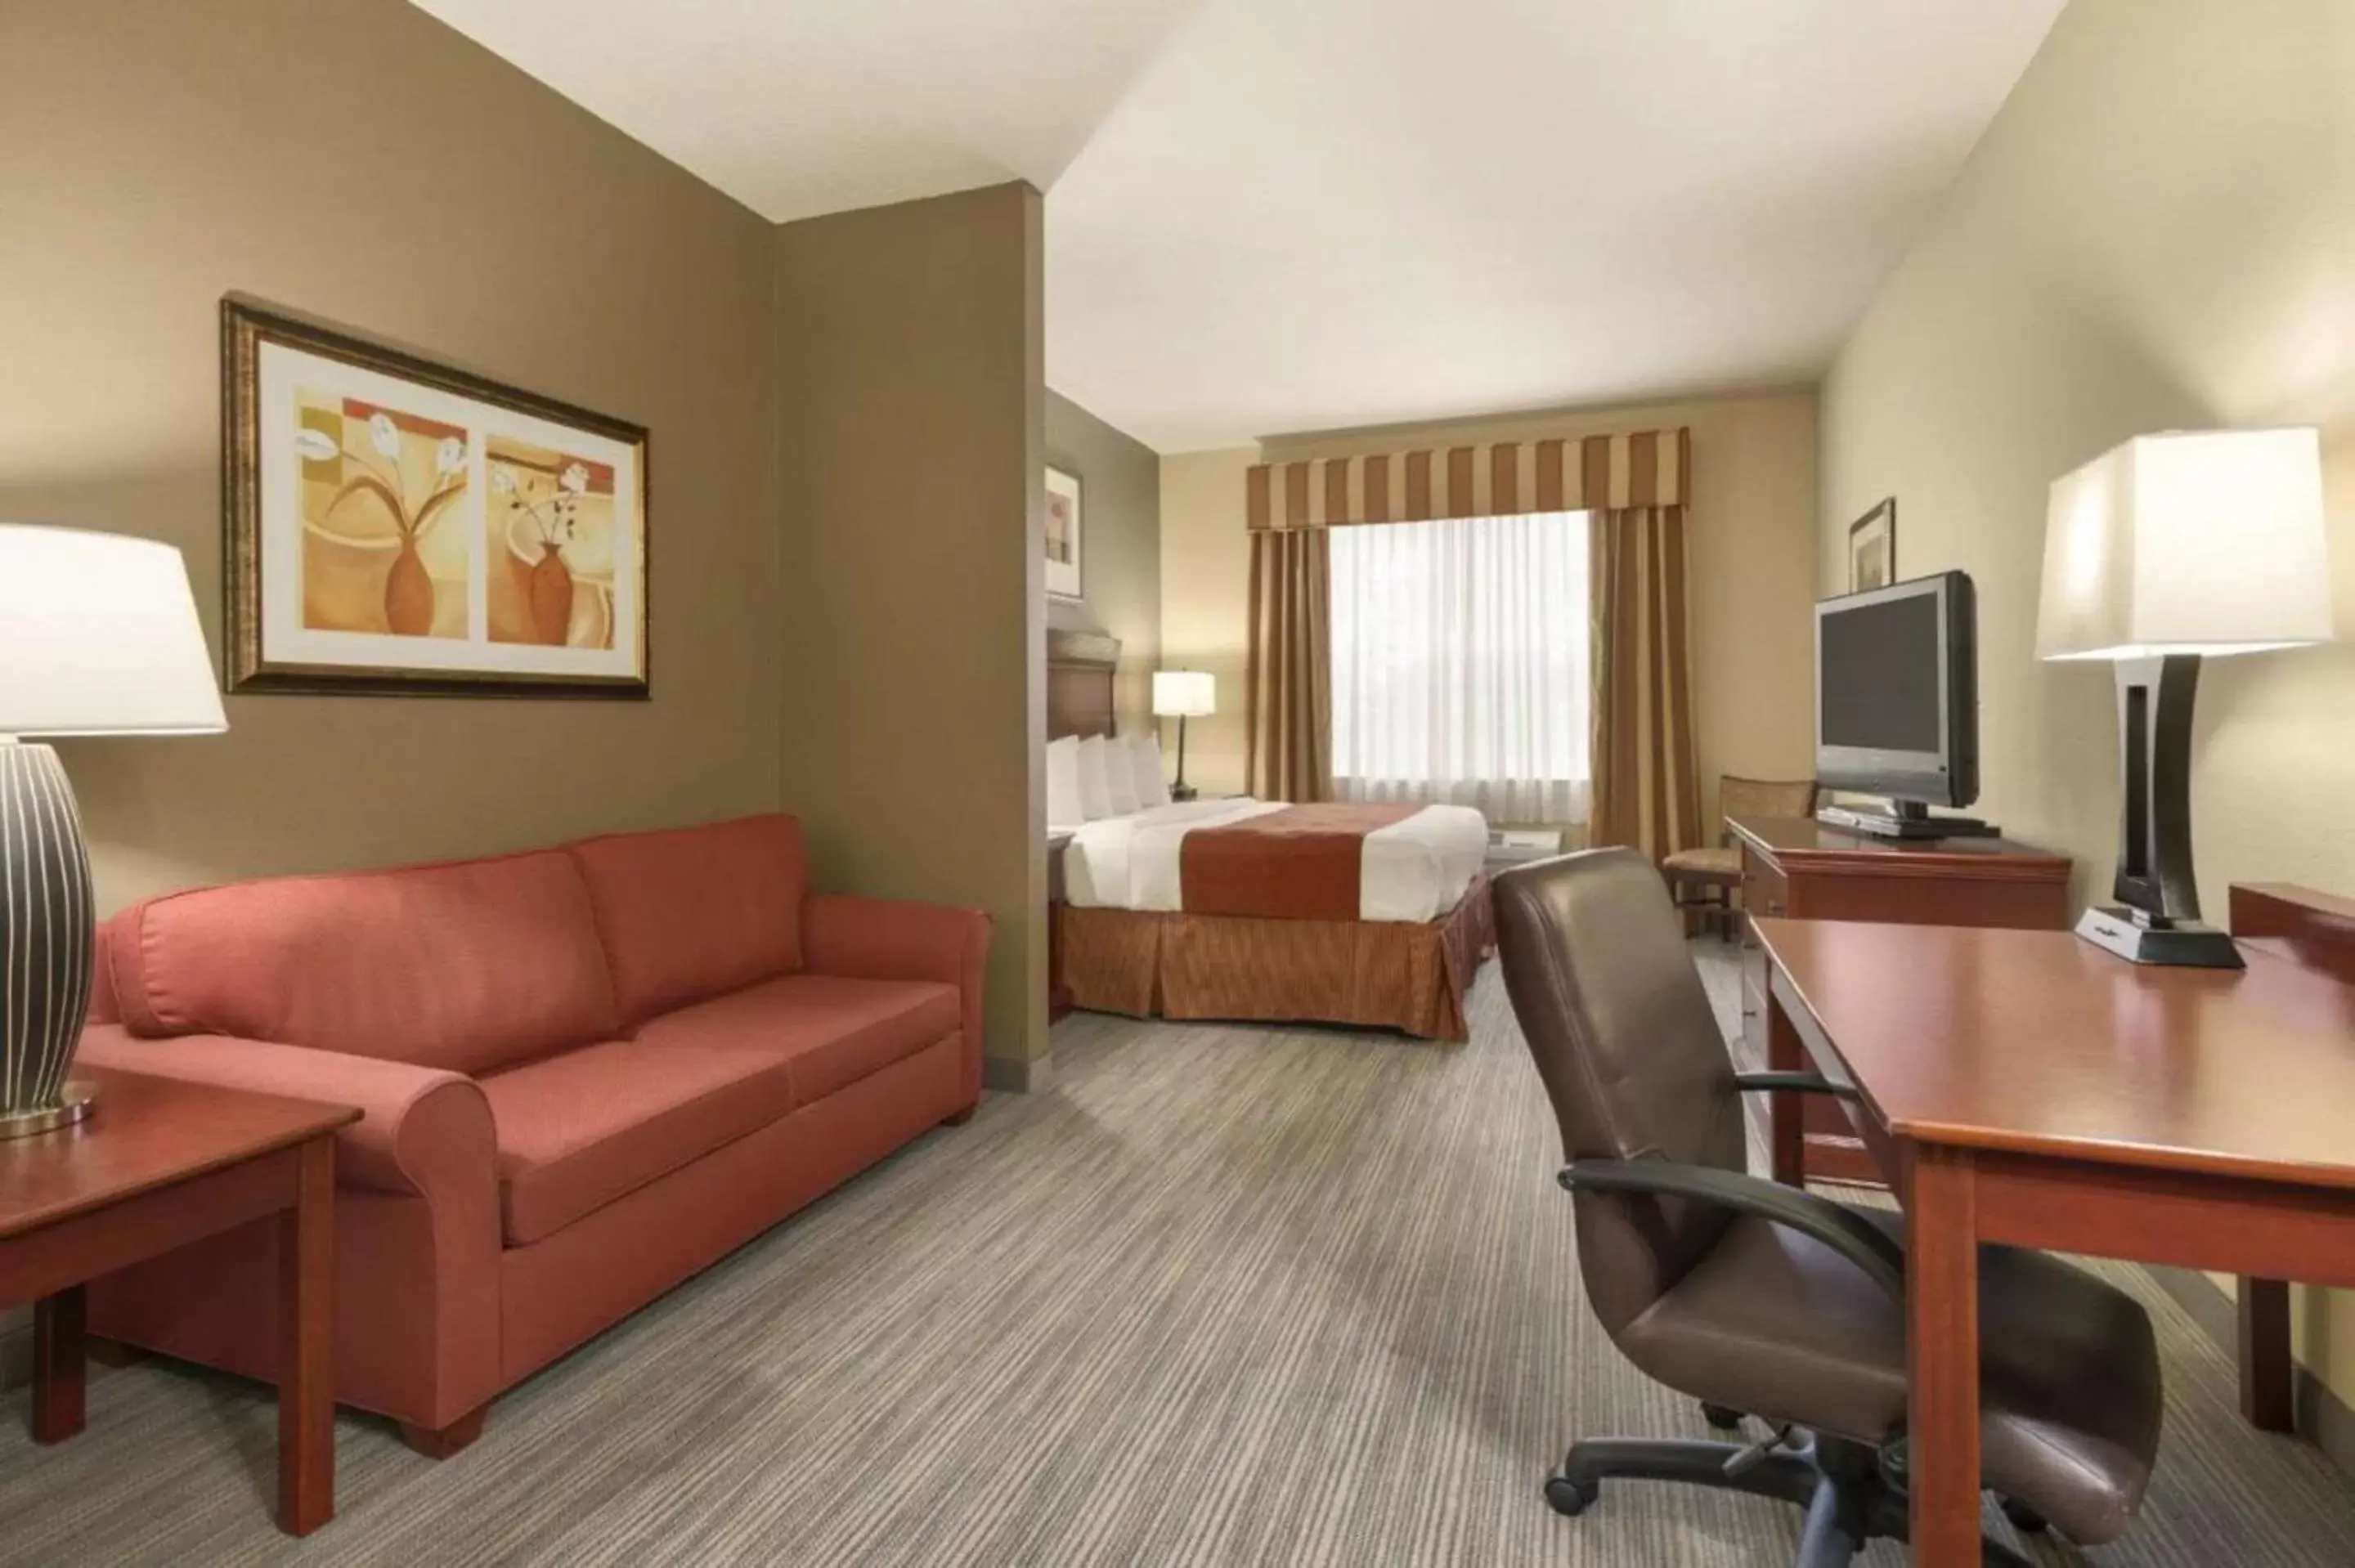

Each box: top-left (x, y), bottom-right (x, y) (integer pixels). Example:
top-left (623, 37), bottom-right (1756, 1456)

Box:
top-left (1816, 806), bottom-right (1998, 840)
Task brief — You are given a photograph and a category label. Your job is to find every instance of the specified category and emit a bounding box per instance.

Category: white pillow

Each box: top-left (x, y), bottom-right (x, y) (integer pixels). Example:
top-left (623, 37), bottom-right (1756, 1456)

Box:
top-left (1075, 734), bottom-right (1116, 820)
top-left (1102, 733), bottom-right (1142, 814)
top-left (1128, 732), bottom-right (1172, 809)
top-left (1046, 736), bottom-right (1083, 827)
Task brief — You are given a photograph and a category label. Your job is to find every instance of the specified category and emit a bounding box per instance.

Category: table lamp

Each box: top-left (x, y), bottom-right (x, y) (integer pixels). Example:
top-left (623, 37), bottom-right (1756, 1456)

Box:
top-left (2035, 429), bottom-right (2334, 968)
top-left (0, 523), bottom-right (227, 1136)
top-left (1152, 670), bottom-right (1215, 802)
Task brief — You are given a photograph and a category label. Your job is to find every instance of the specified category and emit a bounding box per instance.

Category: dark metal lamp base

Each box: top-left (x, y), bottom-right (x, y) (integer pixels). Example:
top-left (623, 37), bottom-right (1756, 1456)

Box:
top-left (0, 743), bottom-right (102, 1140)
top-left (2075, 907), bottom-right (2244, 970)
top-left (0, 1080), bottom-right (97, 1140)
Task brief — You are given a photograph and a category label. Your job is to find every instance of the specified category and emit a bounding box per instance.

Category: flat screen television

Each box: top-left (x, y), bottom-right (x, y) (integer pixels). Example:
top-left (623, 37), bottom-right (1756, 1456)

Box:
top-left (1814, 571), bottom-right (1979, 827)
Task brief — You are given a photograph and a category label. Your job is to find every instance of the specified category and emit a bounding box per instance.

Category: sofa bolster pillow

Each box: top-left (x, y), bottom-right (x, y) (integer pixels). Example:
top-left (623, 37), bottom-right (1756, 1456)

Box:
top-left (75, 1024), bottom-right (498, 1202)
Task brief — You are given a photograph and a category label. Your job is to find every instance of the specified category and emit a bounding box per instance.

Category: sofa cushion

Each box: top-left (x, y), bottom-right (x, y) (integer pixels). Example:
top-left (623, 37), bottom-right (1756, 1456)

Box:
top-left (638, 974), bottom-right (960, 1107)
top-left (568, 815), bottom-right (809, 1024)
top-left (480, 1036), bottom-right (799, 1247)
top-left (108, 850), bottom-right (621, 1076)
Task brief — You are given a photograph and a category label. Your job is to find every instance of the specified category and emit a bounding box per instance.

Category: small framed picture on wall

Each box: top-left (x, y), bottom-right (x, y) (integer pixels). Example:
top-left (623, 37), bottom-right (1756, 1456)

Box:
top-left (1848, 497), bottom-right (1895, 593)
top-left (1045, 464), bottom-right (1083, 600)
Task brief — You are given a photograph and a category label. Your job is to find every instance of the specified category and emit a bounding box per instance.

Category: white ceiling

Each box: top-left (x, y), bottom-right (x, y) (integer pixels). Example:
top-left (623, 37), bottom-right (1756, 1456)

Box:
top-left (409, 0), bottom-right (1205, 221)
top-left (414, 0), bottom-right (2066, 452)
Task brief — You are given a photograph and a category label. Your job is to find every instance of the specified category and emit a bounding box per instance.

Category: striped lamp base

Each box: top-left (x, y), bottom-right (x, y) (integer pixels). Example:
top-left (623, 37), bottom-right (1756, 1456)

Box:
top-left (1, 742), bottom-right (98, 1139)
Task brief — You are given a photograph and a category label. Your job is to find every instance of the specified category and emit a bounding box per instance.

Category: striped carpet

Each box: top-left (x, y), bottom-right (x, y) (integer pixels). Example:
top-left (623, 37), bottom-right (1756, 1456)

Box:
top-left (6, 948), bottom-right (2355, 1566)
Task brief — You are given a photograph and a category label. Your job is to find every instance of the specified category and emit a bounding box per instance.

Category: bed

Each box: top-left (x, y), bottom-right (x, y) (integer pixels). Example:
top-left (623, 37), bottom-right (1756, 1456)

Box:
top-left (1047, 628), bottom-right (1493, 1042)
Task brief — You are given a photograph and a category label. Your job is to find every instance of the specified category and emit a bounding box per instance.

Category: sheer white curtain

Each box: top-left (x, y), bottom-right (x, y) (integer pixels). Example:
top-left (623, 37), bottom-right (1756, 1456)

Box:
top-left (1329, 510), bottom-right (1590, 824)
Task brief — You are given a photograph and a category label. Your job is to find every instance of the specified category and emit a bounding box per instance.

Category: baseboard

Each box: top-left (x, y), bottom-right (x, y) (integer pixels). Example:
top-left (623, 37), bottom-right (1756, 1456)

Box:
top-left (2146, 1266), bottom-right (2355, 1481)
top-left (982, 1054), bottom-right (1050, 1094)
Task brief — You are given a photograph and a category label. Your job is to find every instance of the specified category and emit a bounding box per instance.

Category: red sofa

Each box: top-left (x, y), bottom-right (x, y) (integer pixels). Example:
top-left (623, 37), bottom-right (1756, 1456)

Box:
top-left (75, 813), bottom-right (988, 1454)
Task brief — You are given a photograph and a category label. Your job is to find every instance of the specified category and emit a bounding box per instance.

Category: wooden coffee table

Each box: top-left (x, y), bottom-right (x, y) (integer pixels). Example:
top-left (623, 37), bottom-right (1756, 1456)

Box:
top-left (0, 1067), bottom-right (358, 1535)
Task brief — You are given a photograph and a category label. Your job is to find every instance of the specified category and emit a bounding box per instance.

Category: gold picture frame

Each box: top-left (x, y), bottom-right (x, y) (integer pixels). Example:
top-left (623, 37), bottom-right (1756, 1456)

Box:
top-left (223, 297), bottom-right (651, 697)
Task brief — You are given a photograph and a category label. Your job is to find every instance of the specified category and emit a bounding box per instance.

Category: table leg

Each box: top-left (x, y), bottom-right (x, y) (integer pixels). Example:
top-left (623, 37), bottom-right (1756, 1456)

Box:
top-left (1905, 1142), bottom-right (1982, 1567)
top-left (2238, 1276), bottom-right (2295, 1432)
top-left (276, 1136), bottom-right (335, 1536)
top-left (30, 1286), bottom-right (86, 1444)
top-left (1765, 976), bottom-right (1806, 1187)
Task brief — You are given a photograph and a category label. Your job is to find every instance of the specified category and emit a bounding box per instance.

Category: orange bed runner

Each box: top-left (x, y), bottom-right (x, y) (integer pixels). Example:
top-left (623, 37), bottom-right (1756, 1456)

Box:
top-left (1178, 803), bottom-right (1420, 921)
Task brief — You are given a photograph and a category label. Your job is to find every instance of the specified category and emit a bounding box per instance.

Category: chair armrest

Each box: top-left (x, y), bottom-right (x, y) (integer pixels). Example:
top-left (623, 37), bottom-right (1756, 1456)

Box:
top-left (1733, 1070), bottom-right (1857, 1100)
top-left (803, 895), bottom-right (992, 1086)
top-left (75, 1024), bottom-right (496, 1203)
top-left (1558, 1158), bottom-right (1904, 1299)
top-left (804, 894), bottom-right (990, 992)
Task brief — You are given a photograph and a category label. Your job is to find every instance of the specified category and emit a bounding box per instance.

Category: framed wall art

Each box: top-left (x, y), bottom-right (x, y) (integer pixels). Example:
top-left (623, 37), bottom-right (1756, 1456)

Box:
top-left (222, 298), bottom-right (650, 697)
top-left (1044, 464), bottom-right (1083, 600)
top-left (1847, 496), bottom-right (1895, 593)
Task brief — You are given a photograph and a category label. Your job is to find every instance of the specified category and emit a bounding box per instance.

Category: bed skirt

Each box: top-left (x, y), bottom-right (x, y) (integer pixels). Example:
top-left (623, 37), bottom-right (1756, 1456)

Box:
top-left (1056, 876), bottom-right (1493, 1042)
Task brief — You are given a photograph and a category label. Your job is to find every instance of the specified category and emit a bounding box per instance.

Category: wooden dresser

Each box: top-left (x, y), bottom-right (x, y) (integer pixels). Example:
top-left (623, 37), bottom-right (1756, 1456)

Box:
top-left (1729, 816), bottom-right (2071, 1183)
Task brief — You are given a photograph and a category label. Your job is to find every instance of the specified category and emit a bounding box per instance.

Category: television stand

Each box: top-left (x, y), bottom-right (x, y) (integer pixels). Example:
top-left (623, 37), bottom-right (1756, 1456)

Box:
top-left (1816, 801), bottom-right (1998, 840)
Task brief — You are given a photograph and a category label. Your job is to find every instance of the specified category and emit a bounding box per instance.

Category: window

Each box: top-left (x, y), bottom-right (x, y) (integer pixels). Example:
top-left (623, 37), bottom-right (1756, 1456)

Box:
top-left (1330, 510), bottom-right (1590, 823)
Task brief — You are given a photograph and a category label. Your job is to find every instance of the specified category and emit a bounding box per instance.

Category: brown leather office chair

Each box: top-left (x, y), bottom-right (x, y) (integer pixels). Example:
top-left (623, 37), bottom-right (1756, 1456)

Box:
top-left (1492, 849), bottom-right (2161, 1566)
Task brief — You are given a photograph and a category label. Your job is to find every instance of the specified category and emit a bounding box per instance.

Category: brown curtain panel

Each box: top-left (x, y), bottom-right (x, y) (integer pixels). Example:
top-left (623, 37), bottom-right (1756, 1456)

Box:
top-left (1244, 526), bottom-right (1331, 802)
top-left (1590, 504), bottom-right (1702, 861)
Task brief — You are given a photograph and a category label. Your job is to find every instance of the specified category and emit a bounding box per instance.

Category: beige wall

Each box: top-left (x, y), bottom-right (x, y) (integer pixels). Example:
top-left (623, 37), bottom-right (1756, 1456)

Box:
top-left (1046, 392), bottom-right (1160, 731)
top-left (1818, 0), bottom-right (2355, 1400)
top-left (1158, 448), bottom-right (1260, 795)
top-left (0, 0), bottom-right (783, 911)
top-left (774, 184), bottom-right (1048, 1078)
top-left (1160, 391), bottom-right (1822, 827)
top-left (0, 0), bottom-right (786, 1380)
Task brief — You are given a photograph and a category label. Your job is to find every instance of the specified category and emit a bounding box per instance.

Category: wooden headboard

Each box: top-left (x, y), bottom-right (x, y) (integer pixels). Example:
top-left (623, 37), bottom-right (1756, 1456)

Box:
top-left (1047, 627), bottom-right (1119, 741)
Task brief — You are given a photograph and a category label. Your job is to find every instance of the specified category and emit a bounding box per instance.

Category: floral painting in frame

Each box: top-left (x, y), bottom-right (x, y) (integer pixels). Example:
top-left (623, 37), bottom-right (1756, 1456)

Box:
top-left (224, 297), bottom-right (649, 697)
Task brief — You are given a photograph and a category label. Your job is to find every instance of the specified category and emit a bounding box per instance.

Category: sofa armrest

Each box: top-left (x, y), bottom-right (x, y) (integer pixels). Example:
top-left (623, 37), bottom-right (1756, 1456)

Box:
top-left (75, 1024), bottom-right (497, 1203)
top-left (804, 895), bottom-right (991, 1089)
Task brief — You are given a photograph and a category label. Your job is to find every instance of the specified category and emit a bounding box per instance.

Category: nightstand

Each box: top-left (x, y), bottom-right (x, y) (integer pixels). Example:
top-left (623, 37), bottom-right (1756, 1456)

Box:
top-left (0, 1069), bottom-right (358, 1534)
top-left (1047, 829), bottom-right (1074, 1022)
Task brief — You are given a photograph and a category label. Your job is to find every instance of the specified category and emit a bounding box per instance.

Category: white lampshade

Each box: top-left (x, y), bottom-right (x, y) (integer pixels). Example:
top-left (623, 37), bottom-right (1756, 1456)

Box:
top-left (1152, 670), bottom-right (1215, 718)
top-left (2036, 428), bottom-right (2334, 661)
top-left (0, 523), bottom-right (227, 737)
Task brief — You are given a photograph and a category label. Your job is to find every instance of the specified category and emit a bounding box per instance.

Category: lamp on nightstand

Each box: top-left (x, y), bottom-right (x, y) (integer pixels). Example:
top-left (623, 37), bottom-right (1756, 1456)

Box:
top-left (2036, 429), bottom-right (2334, 969)
top-left (1152, 670), bottom-right (1216, 802)
top-left (0, 524), bottom-right (227, 1136)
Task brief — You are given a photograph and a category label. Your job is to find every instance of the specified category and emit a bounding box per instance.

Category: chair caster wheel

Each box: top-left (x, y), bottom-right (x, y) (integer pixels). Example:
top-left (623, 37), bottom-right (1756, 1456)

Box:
top-left (1544, 1476), bottom-right (1599, 1517)
top-left (1999, 1498), bottom-right (2048, 1534)
top-left (1699, 1401), bottom-right (1745, 1432)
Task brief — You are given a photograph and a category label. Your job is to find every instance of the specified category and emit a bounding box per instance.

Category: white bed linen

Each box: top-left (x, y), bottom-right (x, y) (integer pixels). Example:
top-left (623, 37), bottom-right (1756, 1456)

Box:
top-left (1062, 799), bottom-right (1488, 923)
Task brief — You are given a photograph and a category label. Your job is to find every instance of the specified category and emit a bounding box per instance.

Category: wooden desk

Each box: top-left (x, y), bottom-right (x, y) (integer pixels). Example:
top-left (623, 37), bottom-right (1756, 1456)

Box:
top-left (1731, 817), bottom-right (2070, 1183)
top-left (1756, 886), bottom-right (2355, 1567)
top-left (0, 1068), bottom-right (357, 1536)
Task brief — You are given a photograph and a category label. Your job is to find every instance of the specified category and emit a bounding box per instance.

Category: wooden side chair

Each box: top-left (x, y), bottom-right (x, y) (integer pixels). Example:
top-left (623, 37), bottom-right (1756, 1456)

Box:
top-left (1663, 775), bottom-right (1818, 939)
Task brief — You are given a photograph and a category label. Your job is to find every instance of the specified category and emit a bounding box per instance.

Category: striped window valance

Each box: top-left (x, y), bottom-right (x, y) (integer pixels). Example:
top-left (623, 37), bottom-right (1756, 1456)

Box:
top-left (1247, 427), bottom-right (1689, 531)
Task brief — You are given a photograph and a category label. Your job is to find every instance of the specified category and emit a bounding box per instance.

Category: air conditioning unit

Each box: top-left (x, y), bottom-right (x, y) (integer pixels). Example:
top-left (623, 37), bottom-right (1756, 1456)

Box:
top-left (1486, 828), bottom-right (1564, 869)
